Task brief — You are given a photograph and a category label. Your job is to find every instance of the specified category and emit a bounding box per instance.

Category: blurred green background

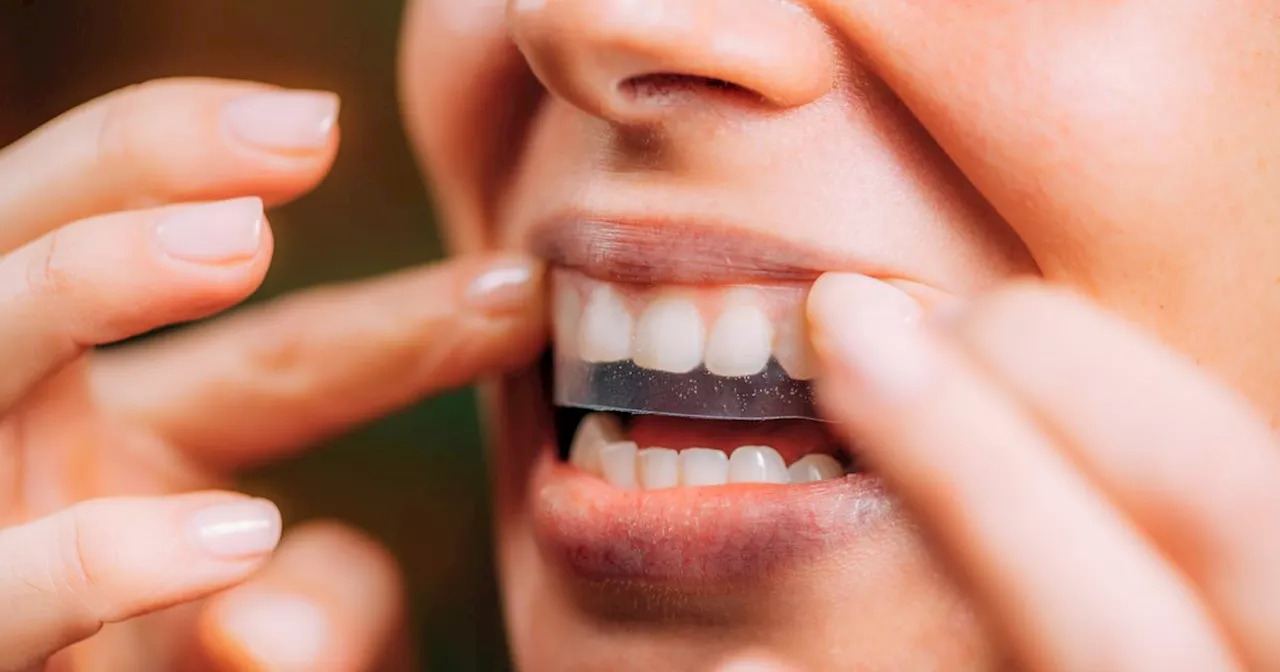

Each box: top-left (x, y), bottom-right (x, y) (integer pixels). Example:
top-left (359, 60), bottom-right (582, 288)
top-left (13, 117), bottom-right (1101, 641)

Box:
top-left (0, 1), bottom-right (508, 669)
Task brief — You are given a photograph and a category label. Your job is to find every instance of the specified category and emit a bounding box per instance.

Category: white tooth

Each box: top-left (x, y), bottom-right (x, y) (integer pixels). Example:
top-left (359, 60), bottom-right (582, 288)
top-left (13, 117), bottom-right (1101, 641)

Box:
top-left (678, 448), bottom-right (729, 487)
top-left (578, 286), bottom-right (633, 363)
top-left (787, 454), bottom-right (844, 483)
top-left (705, 296), bottom-right (773, 377)
top-left (727, 445), bottom-right (790, 484)
top-left (633, 296), bottom-right (705, 373)
top-left (552, 278), bottom-right (582, 358)
top-left (773, 305), bottom-right (815, 380)
top-left (568, 413), bottom-right (624, 475)
top-left (599, 441), bottom-right (639, 489)
top-left (637, 448), bottom-right (679, 490)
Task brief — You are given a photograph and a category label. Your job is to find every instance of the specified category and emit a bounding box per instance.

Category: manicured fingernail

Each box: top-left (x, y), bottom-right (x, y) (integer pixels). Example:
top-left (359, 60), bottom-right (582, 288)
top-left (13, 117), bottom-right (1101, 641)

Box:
top-left (155, 197), bottom-right (264, 264)
top-left (466, 257), bottom-right (542, 312)
top-left (218, 593), bottom-right (328, 665)
top-left (808, 273), bottom-right (930, 401)
top-left (223, 90), bottom-right (339, 151)
top-left (715, 655), bottom-right (797, 672)
top-left (188, 498), bottom-right (282, 559)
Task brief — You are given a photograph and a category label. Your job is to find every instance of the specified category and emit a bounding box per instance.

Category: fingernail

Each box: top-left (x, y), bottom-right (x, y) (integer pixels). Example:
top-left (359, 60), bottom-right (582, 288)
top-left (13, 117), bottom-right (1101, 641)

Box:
top-left (808, 273), bottom-right (930, 401)
top-left (218, 593), bottom-right (328, 665)
top-left (715, 655), bottom-right (798, 672)
top-left (465, 257), bottom-right (542, 312)
top-left (223, 90), bottom-right (340, 151)
top-left (154, 197), bottom-right (264, 264)
top-left (188, 498), bottom-right (282, 559)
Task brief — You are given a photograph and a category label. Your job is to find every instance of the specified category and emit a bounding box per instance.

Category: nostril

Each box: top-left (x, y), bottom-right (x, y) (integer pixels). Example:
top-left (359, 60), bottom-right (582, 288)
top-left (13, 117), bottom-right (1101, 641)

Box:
top-left (618, 73), bottom-right (766, 108)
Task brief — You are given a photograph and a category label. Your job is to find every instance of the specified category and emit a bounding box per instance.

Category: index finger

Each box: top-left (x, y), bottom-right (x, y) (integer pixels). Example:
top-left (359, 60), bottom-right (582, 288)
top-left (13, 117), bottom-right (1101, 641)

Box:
top-left (0, 77), bottom-right (339, 251)
top-left (806, 273), bottom-right (1236, 671)
top-left (91, 254), bottom-right (545, 470)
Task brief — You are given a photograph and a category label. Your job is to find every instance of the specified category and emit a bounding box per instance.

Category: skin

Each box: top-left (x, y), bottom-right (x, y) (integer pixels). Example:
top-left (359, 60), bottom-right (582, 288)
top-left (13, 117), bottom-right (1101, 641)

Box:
top-left (5, 0), bottom-right (1279, 669)
top-left (399, 0), bottom-right (1280, 670)
top-left (0, 79), bottom-right (546, 670)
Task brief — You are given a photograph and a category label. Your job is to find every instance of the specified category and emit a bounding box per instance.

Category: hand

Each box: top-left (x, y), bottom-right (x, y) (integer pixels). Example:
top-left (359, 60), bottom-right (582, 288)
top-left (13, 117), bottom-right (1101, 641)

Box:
top-left (808, 274), bottom-right (1280, 671)
top-left (0, 78), bottom-right (546, 671)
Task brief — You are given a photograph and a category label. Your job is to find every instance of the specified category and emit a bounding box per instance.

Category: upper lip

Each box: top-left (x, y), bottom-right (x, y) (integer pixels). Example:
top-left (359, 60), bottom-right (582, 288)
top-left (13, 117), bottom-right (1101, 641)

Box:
top-left (526, 217), bottom-right (893, 285)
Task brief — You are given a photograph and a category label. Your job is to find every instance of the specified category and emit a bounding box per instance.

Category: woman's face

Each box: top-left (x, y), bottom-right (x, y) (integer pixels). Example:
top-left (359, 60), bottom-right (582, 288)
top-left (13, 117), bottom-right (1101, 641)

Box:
top-left (400, 1), bottom-right (1280, 669)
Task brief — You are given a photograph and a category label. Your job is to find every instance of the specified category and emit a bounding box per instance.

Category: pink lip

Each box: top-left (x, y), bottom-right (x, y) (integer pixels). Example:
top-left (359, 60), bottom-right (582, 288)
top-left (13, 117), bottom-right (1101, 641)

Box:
top-left (521, 217), bottom-right (905, 585)
top-left (525, 217), bottom-right (906, 286)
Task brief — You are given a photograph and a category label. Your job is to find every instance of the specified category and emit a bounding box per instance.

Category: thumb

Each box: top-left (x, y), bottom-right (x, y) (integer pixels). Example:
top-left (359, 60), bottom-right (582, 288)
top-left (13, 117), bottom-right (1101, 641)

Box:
top-left (0, 491), bottom-right (280, 672)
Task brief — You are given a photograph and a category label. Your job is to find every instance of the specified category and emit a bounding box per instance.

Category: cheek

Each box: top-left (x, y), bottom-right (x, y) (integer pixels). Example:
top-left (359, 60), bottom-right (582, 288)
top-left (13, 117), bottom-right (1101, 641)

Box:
top-left (830, 0), bottom-right (1280, 288)
top-left (826, 0), bottom-right (1280, 405)
top-left (399, 0), bottom-right (532, 255)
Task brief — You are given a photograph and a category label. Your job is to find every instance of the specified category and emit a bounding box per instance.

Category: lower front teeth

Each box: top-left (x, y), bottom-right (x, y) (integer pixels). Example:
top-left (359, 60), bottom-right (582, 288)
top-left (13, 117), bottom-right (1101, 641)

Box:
top-left (568, 413), bottom-right (845, 490)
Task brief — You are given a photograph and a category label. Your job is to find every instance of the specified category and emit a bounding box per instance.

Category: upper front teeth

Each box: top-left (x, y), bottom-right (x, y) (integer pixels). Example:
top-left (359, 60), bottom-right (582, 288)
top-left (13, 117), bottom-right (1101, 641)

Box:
top-left (578, 286), bottom-right (634, 363)
top-left (555, 270), bottom-right (814, 379)
top-left (634, 295), bottom-right (705, 373)
top-left (568, 413), bottom-right (844, 490)
top-left (705, 291), bottom-right (774, 377)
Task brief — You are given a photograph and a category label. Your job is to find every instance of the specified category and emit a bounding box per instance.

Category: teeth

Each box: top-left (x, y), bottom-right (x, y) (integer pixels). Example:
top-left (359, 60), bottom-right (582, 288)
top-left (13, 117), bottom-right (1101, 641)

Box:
top-left (567, 418), bottom-right (843, 490)
top-left (705, 293), bottom-right (774, 377)
top-left (568, 412), bottom-right (624, 474)
top-left (637, 448), bottom-right (680, 489)
top-left (578, 286), bottom-right (633, 363)
top-left (773, 305), bottom-right (815, 380)
top-left (787, 454), bottom-right (844, 483)
top-left (678, 448), bottom-right (730, 487)
top-left (599, 441), bottom-right (639, 489)
top-left (633, 295), bottom-right (705, 373)
top-left (552, 279), bottom-right (582, 358)
top-left (727, 446), bottom-right (790, 484)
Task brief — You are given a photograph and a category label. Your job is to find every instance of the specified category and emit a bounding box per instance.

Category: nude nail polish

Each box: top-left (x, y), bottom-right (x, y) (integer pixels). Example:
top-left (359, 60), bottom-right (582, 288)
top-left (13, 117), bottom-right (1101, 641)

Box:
top-left (187, 499), bottom-right (282, 559)
top-left (154, 198), bottom-right (264, 264)
top-left (223, 90), bottom-right (340, 151)
top-left (466, 258), bottom-right (543, 313)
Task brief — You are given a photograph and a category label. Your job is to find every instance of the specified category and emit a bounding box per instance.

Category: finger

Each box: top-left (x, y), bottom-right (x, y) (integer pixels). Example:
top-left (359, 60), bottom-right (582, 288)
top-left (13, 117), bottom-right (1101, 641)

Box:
top-left (807, 273), bottom-right (1238, 671)
top-left (713, 654), bottom-right (804, 672)
top-left (0, 77), bottom-right (338, 251)
top-left (952, 283), bottom-right (1280, 670)
top-left (0, 492), bottom-right (280, 672)
top-left (0, 197), bottom-right (271, 412)
top-left (92, 254), bottom-right (545, 470)
top-left (198, 522), bottom-right (409, 672)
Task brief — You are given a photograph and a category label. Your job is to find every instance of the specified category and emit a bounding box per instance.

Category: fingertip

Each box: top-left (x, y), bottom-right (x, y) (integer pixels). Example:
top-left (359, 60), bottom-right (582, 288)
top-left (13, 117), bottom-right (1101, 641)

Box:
top-left (806, 273), bottom-right (930, 403)
top-left (186, 496), bottom-right (282, 561)
top-left (221, 89), bottom-right (341, 155)
top-left (102, 78), bottom-right (343, 207)
top-left (152, 197), bottom-right (265, 266)
top-left (462, 254), bottom-right (545, 316)
top-left (714, 653), bottom-right (803, 672)
top-left (201, 591), bottom-right (332, 672)
top-left (198, 522), bottom-right (405, 672)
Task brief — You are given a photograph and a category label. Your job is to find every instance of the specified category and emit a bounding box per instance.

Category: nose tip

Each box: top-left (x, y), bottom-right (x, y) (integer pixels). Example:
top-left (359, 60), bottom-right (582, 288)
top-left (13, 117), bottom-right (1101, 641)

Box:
top-left (508, 0), bottom-right (835, 123)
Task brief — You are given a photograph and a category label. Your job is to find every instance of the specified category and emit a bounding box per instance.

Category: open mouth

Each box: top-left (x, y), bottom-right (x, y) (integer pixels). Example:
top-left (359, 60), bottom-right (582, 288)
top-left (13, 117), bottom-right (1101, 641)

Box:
top-left (524, 247), bottom-right (894, 586)
top-left (548, 266), bottom-right (856, 489)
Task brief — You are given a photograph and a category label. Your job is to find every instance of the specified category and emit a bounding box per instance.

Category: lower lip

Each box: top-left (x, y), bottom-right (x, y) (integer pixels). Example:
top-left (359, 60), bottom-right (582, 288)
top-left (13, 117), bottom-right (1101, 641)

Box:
top-left (530, 442), bottom-right (898, 584)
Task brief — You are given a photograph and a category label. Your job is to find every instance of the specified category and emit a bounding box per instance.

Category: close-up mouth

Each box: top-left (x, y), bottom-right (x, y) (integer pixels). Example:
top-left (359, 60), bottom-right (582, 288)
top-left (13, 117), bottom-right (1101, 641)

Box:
top-left (518, 218), bottom-right (900, 589)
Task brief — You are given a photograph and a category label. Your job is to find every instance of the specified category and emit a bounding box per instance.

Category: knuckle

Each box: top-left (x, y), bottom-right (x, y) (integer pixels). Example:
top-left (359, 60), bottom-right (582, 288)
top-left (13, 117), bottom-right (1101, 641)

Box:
top-left (20, 229), bottom-right (77, 306)
top-left (49, 505), bottom-right (106, 624)
top-left (94, 79), bottom-right (205, 206)
top-left (93, 84), bottom-right (143, 177)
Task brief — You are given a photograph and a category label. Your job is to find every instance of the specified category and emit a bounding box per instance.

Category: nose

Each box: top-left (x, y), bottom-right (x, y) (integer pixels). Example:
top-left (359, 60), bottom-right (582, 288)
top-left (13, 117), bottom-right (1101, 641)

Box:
top-left (507, 0), bottom-right (835, 123)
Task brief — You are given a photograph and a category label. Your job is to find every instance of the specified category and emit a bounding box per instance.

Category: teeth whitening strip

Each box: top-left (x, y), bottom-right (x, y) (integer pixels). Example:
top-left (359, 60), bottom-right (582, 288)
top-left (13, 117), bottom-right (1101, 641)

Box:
top-left (550, 268), bottom-right (822, 421)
